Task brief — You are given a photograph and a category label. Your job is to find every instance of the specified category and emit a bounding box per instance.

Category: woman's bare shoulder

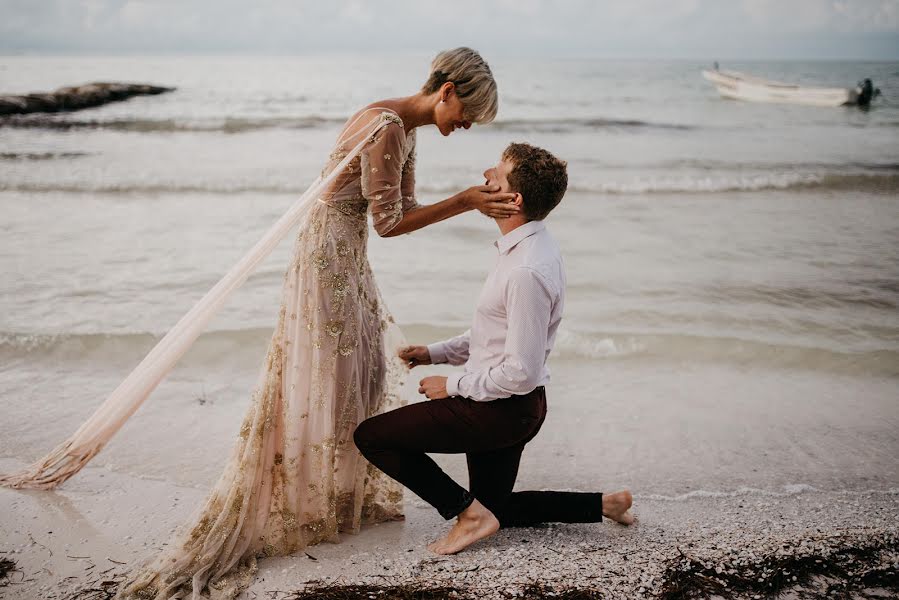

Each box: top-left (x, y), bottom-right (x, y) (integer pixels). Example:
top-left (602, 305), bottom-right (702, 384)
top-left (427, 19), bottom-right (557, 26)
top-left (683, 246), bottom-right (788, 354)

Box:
top-left (355, 102), bottom-right (404, 126)
top-left (337, 102), bottom-right (404, 145)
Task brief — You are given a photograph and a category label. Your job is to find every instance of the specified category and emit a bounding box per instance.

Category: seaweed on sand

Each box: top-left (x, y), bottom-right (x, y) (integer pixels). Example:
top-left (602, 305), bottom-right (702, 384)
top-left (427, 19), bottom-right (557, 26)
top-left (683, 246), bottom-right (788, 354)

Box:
top-left (1, 554), bottom-right (20, 586)
top-left (265, 582), bottom-right (474, 599)
top-left (659, 532), bottom-right (899, 600)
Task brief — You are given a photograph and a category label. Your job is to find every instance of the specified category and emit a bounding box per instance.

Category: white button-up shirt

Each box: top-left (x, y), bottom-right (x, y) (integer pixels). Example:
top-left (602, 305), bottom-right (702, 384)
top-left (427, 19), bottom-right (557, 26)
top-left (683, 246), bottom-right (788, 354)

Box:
top-left (428, 220), bottom-right (566, 401)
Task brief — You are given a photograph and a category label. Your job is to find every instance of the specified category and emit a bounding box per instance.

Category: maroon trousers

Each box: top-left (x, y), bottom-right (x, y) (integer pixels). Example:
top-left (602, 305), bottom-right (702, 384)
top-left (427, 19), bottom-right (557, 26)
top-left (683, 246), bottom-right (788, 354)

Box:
top-left (353, 387), bottom-right (603, 526)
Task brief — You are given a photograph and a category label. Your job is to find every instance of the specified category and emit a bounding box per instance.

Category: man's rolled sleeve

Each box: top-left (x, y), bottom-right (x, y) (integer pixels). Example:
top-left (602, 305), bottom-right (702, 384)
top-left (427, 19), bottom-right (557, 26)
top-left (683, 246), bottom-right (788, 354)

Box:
top-left (427, 342), bottom-right (449, 365)
top-left (445, 372), bottom-right (463, 397)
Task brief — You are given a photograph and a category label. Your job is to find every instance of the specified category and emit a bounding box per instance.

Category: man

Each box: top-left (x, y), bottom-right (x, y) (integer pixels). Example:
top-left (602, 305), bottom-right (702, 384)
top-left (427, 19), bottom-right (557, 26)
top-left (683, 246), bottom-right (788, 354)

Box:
top-left (354, 143), bottom-right (633, 555)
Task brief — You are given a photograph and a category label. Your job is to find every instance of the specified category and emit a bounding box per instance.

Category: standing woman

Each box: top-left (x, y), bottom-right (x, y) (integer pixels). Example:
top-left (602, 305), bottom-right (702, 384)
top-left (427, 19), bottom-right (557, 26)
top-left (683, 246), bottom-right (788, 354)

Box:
top-left (112, 47), bottom-right (513, 600)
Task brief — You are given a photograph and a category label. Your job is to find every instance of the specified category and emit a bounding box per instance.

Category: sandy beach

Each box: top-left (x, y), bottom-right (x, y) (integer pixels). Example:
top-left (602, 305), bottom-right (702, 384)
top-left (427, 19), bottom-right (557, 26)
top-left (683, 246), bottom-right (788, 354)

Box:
top-left (2, 457), bottom-right (897, 599)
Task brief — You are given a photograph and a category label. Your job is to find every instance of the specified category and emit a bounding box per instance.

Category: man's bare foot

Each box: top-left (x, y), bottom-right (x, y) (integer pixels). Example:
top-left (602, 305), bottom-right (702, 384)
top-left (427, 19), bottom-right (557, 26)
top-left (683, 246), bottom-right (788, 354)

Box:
top-left (427, 499), bottom-right (500, 555)
top-left (602, 489), bottom-right (634, 525)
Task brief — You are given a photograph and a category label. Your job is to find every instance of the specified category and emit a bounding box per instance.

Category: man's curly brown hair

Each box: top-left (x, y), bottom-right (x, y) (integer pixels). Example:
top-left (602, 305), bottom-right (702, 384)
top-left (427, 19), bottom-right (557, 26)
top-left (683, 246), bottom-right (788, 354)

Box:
top-left (502, 143), bottom-right (568, 221)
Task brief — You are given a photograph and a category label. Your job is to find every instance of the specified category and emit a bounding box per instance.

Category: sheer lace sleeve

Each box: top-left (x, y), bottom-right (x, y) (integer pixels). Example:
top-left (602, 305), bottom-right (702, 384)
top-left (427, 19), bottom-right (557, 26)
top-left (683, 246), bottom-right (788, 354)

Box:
top-left (361, 116), bottom-right (406, 236)
top-left (400, 131), bottom-right (419, 213)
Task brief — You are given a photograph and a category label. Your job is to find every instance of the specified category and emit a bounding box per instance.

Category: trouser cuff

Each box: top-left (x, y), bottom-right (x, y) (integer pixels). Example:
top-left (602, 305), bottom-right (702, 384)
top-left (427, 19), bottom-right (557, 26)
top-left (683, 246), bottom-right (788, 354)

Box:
top-left (439, 489), bottom-right (475, 520)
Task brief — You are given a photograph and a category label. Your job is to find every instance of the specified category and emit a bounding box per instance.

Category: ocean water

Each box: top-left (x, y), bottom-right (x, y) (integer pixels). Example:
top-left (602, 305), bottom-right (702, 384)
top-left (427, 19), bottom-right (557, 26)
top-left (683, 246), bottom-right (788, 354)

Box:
top-left (1, 55), bottom-right (898, 498)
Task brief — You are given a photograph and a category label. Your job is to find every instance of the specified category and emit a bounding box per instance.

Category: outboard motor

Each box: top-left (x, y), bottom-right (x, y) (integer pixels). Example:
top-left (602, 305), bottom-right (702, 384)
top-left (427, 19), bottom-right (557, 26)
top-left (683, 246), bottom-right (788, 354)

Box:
top-left (857, 78), bottom-right (881, 107)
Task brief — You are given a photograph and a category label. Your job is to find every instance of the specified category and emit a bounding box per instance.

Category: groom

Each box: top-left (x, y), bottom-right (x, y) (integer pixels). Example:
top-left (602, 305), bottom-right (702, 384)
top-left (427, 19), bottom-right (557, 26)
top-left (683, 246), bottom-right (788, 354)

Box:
top-left (354, 143), bottom-right (633, 554)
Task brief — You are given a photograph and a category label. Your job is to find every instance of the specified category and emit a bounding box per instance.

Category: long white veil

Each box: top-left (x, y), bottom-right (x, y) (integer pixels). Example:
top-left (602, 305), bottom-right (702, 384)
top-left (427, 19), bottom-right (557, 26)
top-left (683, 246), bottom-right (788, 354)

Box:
top-left (0, 111), bottom-right (397, 491)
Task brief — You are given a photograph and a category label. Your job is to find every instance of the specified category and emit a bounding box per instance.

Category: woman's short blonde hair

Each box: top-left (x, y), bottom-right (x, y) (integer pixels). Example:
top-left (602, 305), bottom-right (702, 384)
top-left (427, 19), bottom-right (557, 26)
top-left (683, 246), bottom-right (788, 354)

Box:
top-left (422, 47), bottom-right (498, 124)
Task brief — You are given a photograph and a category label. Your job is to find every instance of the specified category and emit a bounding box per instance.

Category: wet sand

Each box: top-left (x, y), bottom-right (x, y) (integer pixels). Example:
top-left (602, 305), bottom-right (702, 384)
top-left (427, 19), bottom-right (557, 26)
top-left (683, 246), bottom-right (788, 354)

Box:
top-left (1, 458), bottom-right (896, 599)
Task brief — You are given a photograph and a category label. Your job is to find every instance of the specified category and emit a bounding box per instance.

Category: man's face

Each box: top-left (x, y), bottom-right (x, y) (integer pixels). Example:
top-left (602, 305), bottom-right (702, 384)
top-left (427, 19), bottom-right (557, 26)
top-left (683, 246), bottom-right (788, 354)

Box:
top-left (483, 157), bottom-right (515, 193)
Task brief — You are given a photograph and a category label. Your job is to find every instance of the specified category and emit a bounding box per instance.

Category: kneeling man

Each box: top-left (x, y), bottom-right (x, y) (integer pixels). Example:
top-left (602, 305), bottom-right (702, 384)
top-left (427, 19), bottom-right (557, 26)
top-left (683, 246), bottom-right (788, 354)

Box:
top-left (354, 143), bottom-right (633, 554)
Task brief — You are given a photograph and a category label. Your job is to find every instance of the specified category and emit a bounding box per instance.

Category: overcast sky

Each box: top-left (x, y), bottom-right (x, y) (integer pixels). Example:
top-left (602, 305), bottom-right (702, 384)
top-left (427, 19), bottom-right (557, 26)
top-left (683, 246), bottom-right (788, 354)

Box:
top-left (1, 0), bottom-right (897, 59)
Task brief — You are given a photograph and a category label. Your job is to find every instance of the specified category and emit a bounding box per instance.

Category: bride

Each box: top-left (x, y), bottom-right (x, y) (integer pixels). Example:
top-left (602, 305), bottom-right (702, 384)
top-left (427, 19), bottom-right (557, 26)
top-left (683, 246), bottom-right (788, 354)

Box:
top-left (1, 47), bottom-right (516, 599)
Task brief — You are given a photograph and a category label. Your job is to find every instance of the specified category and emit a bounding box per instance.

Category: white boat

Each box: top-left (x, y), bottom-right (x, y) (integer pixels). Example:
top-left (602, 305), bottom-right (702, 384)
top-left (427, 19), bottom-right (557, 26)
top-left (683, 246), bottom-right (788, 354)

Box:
top-left (701, 67), bottom-right (877, 107)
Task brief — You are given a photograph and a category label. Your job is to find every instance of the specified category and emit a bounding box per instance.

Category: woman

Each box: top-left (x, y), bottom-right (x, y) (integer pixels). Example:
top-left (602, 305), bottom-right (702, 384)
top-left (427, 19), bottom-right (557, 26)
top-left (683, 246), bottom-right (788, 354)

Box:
top-left (103, 48), bottom-right (517, 599)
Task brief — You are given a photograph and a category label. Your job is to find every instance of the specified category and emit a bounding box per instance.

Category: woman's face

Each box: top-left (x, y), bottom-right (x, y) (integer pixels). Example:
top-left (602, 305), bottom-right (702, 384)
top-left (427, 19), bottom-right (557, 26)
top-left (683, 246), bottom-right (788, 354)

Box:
top-left (435, 83), bottom-right (472, 136)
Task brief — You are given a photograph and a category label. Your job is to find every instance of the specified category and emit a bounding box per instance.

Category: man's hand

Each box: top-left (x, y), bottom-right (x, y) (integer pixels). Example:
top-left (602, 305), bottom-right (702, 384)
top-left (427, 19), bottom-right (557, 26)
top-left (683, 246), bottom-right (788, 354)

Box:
top-left (399, 345), bottom-right (431, 369)
top-left (418, 376), bottom-right (449, 400)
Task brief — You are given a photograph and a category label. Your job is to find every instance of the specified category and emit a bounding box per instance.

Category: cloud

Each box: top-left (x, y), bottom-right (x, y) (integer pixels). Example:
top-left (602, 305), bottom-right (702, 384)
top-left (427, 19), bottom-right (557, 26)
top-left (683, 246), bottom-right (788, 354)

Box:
top-left (0, 0), bottom-right (896, 58)
top-left (740, 0), bottom-right (899, 33)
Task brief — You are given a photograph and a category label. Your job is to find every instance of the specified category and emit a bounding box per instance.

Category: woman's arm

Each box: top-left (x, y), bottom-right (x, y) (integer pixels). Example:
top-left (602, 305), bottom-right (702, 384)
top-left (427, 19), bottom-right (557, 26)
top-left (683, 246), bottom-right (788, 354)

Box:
top-left (381, 185), bottom-right (518, 237)
top-left (361, 120), bottom-right (518, 237)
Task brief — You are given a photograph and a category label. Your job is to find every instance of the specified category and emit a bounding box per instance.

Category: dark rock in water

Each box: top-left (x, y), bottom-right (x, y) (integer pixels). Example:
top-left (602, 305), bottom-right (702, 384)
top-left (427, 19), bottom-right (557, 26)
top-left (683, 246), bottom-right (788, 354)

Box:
top-left (0, 82), bottom-right (175, 116)
top-left (0, 97), bottom-right (27, 113)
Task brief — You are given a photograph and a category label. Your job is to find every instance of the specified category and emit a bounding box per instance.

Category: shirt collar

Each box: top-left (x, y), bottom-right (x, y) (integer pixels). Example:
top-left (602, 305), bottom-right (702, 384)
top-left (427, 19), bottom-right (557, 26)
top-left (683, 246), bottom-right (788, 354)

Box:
top-left (494, 220), bottom-right (545, 255)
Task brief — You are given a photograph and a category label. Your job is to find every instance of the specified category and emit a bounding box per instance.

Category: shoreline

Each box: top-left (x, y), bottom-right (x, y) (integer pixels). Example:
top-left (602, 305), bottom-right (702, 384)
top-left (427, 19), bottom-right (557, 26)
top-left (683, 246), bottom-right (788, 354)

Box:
top-left (1, 459), bottom-right (896, 599)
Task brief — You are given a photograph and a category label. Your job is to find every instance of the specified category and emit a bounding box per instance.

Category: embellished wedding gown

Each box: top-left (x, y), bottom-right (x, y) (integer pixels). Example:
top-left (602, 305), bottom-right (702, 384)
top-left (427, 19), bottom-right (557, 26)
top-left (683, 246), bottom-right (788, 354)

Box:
top-left (102, 109), bottom-right (417, 599)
